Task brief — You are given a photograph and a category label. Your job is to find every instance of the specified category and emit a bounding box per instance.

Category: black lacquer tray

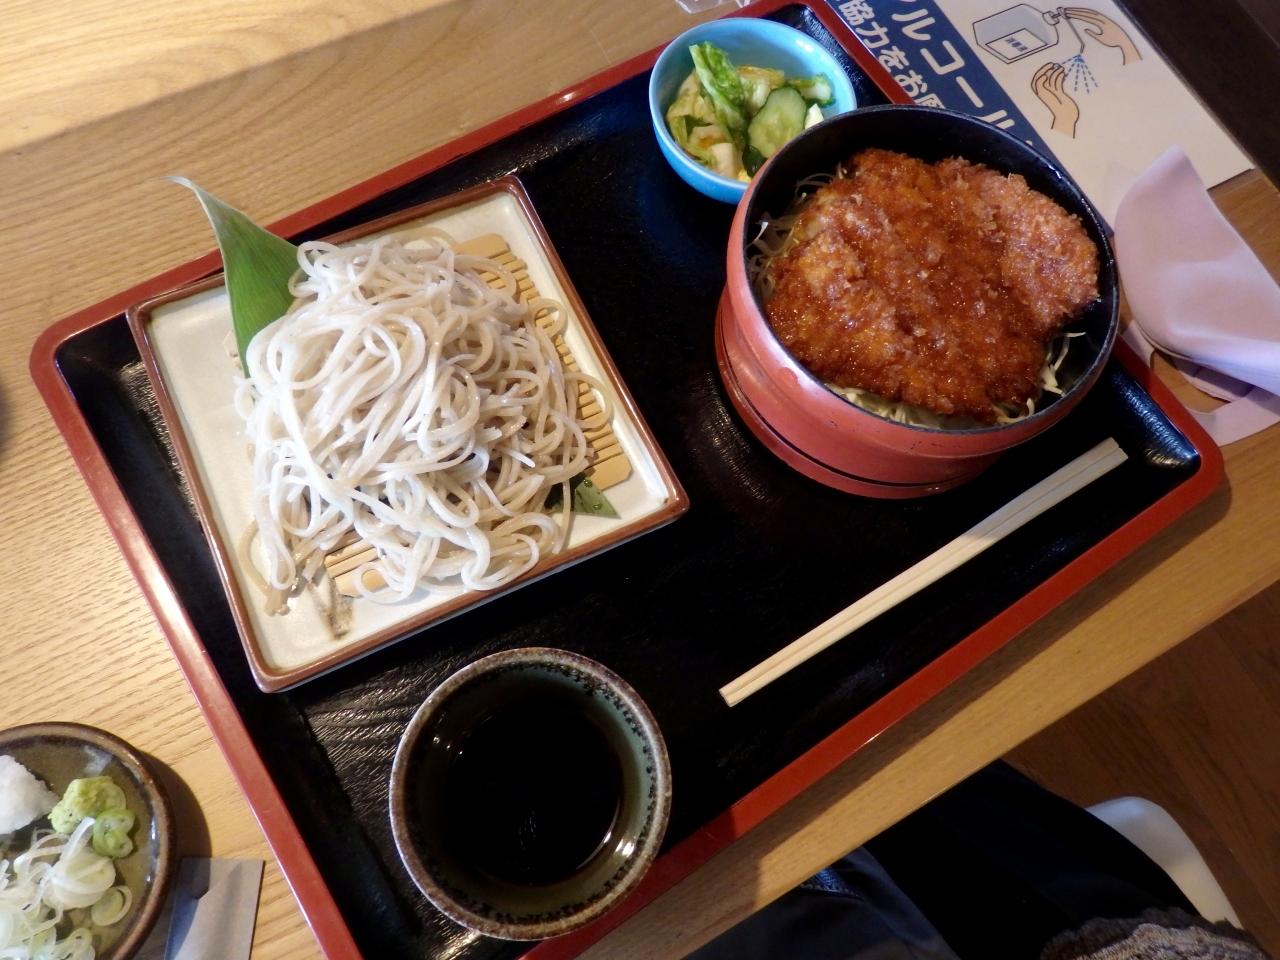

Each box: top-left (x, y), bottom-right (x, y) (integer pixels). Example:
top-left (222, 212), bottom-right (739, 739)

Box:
top-left (32, 3), bottom-right (1222, 958)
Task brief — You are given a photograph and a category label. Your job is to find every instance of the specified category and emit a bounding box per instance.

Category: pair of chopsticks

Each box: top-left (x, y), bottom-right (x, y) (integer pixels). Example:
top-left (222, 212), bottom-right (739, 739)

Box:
top-left (719, 438), bottom-right (1129, 707)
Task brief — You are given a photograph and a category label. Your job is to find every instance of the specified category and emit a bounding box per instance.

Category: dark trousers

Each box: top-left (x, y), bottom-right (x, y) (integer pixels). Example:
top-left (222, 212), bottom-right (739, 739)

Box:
top-left (691, 763), bottom-right (1193, 960)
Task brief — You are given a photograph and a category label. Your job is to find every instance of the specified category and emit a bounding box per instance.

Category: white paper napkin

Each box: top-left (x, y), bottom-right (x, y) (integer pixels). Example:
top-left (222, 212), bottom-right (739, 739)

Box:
top-left (1114, 146), bottom-right (1280, 444)
top-left (135, 858), bottom-right (263, 960)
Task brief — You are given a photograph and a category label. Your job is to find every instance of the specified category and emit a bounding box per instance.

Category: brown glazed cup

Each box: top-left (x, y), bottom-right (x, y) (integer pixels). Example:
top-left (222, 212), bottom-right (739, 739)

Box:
top-left (721, 105), bottom-right (1119, 498)
top-left (0, 722), bottom-right (176, 959)
top-left (389, 648), bottom-right (671, 940)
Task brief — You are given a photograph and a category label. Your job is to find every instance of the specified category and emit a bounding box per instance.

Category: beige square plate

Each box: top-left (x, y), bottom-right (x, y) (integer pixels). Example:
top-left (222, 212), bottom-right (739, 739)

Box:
top-left (128, 177), bottom-right (688, 692)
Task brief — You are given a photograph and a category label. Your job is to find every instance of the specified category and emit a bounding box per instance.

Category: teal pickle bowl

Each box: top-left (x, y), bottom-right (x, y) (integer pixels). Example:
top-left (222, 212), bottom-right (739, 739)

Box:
top-left (649, 18), bottom-right (858, 203)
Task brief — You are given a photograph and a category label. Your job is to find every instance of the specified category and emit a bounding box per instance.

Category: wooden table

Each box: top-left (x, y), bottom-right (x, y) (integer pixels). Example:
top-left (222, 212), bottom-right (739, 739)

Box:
top-left (1, 2), bottom-right (1276, 957)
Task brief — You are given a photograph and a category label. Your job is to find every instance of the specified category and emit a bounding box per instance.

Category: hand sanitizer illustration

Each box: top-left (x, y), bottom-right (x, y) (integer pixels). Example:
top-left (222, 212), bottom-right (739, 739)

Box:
top-left (974, 5), bottom-right (1067, 63)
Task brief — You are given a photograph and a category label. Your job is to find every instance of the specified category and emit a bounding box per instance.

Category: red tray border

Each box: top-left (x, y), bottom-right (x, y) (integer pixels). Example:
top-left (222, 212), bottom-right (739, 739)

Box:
top-left (28, 2), bottom-right (1224, 957)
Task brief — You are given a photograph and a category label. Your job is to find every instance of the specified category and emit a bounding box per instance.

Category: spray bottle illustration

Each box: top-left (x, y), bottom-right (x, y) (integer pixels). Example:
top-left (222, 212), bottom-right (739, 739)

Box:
top-left (973, 5), bottom-right (1141, 138)
top-left (973, 4), bottom-right (1067, 63)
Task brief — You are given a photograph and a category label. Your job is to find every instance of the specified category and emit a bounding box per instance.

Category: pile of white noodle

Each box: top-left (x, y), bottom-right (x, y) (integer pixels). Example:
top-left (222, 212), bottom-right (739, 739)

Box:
top-left (0, 817), bottom-right (132, 959)
top-left (235, 229), bottom-right (595, 614)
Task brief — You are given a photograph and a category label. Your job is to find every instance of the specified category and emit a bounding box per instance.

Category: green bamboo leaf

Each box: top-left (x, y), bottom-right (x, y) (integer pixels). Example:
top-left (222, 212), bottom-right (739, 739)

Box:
top-left (545, 473), bottom-right (620, 518)
top-left (170, 177), bottom-right (299, 375)
top-left (572, 476), bottom-right (620, 518)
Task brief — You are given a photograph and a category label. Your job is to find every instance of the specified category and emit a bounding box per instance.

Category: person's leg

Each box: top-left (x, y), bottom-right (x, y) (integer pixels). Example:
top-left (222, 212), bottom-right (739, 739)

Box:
top-left (688, 847), bottom-right (960, 960)
top-left (863, 762), bottom-right (1194, 958)
top-left (690, 762), bottom-right (1197, 960)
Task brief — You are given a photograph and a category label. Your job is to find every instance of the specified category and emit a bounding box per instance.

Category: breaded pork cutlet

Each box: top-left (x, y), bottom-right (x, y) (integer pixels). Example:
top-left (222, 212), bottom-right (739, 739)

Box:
top-left (764, 148), bottom-right (1099, 423)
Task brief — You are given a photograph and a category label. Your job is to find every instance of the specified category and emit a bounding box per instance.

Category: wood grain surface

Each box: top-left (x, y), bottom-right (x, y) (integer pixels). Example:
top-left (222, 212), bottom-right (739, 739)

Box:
top-left (1010, 582), bottom-right (1280, 956)
top-left (0, 2), bottom-right (1276, 958)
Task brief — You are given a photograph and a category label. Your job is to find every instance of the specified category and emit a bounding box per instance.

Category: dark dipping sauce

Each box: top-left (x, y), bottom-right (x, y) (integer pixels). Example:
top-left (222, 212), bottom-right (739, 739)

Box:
top-left (441, 689), bottom-right (623, 887)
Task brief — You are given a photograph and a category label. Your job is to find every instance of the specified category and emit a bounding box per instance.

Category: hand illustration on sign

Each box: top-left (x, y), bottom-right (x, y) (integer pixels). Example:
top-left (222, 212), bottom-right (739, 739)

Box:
top-left (1031, 7), bottom-right (1140, 138)
top-left (973, 5), bottom-right (1142, 139)
top-left (1063, 6), bottom-right (1142, 65)
top-left (1031, 61), bottom-right (1079, 136)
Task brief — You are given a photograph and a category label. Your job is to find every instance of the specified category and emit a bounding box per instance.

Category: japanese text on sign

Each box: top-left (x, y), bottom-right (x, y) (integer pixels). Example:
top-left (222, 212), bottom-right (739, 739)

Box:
top-left (831, 0), bottom-right (1059, 163)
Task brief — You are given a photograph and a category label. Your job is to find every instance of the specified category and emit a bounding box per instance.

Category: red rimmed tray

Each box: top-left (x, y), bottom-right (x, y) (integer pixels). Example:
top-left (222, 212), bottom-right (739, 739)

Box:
top-left (30, 3), bottom-right (1222, 959)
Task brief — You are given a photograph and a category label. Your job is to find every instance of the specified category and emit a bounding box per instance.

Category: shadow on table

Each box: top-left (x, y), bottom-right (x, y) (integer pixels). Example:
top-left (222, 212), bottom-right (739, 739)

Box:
top-left (0, 377), bottom-right (10, 460)
top-left (142, 749), bottom-right (212, 859)
top-left (132, 751), bottom-right (226, 960)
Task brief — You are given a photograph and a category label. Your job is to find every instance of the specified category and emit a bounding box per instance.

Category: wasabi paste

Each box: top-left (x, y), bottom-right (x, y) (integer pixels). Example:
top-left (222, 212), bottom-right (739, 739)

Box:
top-left (49, 776), bottom-right (125, 833)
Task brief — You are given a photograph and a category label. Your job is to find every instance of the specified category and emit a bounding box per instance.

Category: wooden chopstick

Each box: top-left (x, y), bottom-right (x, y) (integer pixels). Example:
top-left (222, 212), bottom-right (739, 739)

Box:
top-left (719, 438), bottom-right (1129, 707)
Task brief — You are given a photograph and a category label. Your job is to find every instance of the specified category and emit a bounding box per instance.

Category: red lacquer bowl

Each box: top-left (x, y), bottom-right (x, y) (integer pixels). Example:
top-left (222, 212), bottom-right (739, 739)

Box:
top-left (720, 106), bottom-right (1118, 498)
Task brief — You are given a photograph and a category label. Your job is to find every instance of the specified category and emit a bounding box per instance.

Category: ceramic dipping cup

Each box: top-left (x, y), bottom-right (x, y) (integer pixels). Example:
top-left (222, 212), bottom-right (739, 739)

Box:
top-left (390, 647), bottom-right (671, 940)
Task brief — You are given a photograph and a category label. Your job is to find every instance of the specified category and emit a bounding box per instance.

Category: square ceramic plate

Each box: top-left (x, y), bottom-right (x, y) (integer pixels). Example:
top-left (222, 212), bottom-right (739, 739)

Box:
top-left (127, 177), bottom-right (688, 692)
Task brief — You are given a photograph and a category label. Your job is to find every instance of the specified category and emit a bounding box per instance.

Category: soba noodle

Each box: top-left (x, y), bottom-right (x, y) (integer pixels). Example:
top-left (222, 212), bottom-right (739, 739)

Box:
top-left (234, 228), bottom-right (594, 614)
